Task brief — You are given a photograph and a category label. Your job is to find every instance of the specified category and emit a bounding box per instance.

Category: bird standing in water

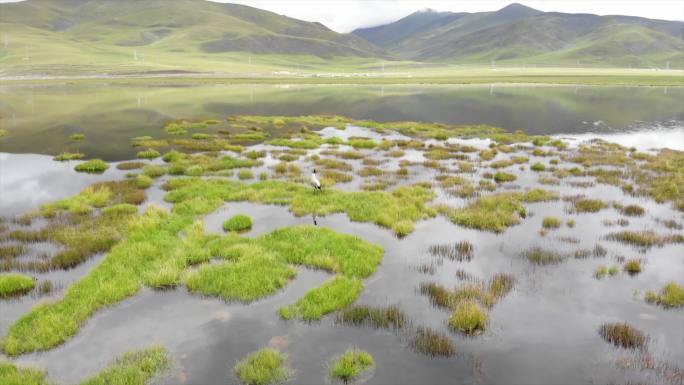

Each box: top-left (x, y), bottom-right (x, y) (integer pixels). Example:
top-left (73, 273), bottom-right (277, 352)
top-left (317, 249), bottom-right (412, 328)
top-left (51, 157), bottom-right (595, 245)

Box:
top-left (310, 169), bottom-right (322, 191)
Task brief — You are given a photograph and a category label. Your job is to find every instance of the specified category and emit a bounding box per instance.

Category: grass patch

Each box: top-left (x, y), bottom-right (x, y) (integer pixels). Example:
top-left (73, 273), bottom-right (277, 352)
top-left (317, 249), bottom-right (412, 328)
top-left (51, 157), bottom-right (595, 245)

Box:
top-left (54, 152), bottom-right (84, 162)
top-left (594, 265), bottom-right (619, 279)
top-left (448, 300), bottom-right (487, 335)
top-left (329, 349), bottom-right (373, 383)
top-left (524, 247), bottom-right (565, 265)
top-left (223, 214), bottom-right (253, 232)
top-left (598, 322), bottom-right (647, 350)
top-left (70, 133), bottom-right (85, 141)
top-left (410, 327), bottom-right (455, 358)
top-left (530, 162), bottom-right (546, 172)
top-left (336, 305), bottom-right (406, 330)
top-left (573, 199), bottom-right (606, 213)
top-left (645, 282), bottom-right (684, 308)
top-left (493, 171), bottom-right (516, 183)
top-left (238, 170), bottom-right (254, 180)
top-left (234, 348), bottom-right (291, 385)
top-left (117, 161), bottom-right (145, 170)
top-left (0, 274), bottom-right (35, 298)
top-left (74, 159), bottom-right (109, 174)
top-left (607, 230), bottom-right (684, 249)
top-left (428, 241), bottom-right (474, 261)
top-left (136, 148), bottom-right (161, 159)
top-left (621, 204), bottom-right (645, 216)
top-left (280, 276), bottom-right (363, 321)
top-left (542, 216), bottom-right (561, 229)
top-left (0, 361), bottom-right (46, 385)
top-left (439, 189), bottom-right (557, 232)
top-left (623, 259), bottom-right (642, 275)
top-left (79, 346), bottom-right (170, 385)
top-left (185, 254), bottom-right (296, 302)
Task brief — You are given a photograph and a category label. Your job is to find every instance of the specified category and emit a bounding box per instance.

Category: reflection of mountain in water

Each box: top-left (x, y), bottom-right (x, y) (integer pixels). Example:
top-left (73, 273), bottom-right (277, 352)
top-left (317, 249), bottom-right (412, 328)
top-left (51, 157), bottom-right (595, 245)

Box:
top-left (1, 84), bottom-right (683, 160)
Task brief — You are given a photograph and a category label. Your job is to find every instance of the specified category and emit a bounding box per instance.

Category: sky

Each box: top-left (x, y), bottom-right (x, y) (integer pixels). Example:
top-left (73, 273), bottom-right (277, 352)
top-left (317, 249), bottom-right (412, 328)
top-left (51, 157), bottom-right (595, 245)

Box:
top-left (0, 0), bottom-right (682, 32)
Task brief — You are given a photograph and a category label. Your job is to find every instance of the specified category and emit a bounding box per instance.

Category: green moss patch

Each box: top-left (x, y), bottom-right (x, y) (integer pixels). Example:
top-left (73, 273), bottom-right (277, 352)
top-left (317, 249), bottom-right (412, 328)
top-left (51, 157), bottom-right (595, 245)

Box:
top-left (74, 159), bottom-right (109, 174)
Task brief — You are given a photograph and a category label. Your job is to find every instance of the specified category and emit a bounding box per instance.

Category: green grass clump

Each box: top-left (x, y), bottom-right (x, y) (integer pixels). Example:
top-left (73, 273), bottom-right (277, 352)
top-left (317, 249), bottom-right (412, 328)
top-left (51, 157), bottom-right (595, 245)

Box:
top-left (0, 129), bottom-right (7, 138)
top-left (280, 276), bottom-right (362, 321)
top-left (136, 148), bottom-right (161, 159)
top-left (70, 133), bottom-right (85, 141)
top-left (598, 322), bottom-right (646, 350)
top-left (0, 274), bottom-right (35, 298)
top-left (448, 300), bottom-right (487, 335)
top-left (410, 327), bottom-right (455, 357)
top-left (542, 216), bottom-right (561, 229)
top-left (74, 159), bottom-right (109, 174)
top-left (645, 282), bottom-right (684, 308)
top-left (493, 171), bottom-right (516, 183)
top-left (530, 162), bottom-right (546, 172)
top-left (234, 348), bottom-right (291, 385)
top-left (329, 349), bottom-right (373, 383)
top-left (336, 305), bottom-right (406, 330)
top-left (607, 230), bottom-right (684, 248)
top-left (623, 259), bottom-right (642, 275)
top-left (0, 361), bottom-right (47, 385)
top-left (573, 199), bottom-right (605, 213)
top-left (136, 174), bottom-right (153, 189)
top-left (79, 346), bottom-right (171, 385)
top-left (186, 254), bottom-right (296, 302)
top-left (164, 178), bottom-right (435, 236)
top-left (142, 165), bottom-right (166, 178)
top-left (191, 133), bottom-right (211, 140)
top-left (54, 152), bottom-right (84, 161)
top-left (223, 214), bottom-right (253, 232)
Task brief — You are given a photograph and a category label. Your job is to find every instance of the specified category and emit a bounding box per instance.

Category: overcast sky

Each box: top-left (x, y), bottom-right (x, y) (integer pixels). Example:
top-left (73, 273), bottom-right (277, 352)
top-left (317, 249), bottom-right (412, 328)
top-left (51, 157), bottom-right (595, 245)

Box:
top-left (1, 0), bottom-right (682, 32)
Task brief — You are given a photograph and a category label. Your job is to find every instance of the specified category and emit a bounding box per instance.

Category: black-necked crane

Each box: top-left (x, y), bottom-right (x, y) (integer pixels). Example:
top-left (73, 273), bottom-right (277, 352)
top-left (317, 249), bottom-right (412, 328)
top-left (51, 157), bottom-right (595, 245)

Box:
top-left (310, 169), bottom-right (322, 191)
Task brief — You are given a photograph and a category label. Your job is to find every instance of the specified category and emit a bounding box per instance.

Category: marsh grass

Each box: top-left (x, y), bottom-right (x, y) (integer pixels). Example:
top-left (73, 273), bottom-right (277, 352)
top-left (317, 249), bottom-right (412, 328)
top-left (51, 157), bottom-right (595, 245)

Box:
top-left (542, 217), bottom-right (561, 229)
top-left (0, 244), bottom-right (24, 259)
top-left (279, 276), bottom-right (363, 321)
top-left (594, 265), bottom-right (619, 279)
top-left (645, 282), bottom-right (684, 308)
top-left (117, 161), bottom-right (145, 170)
top-left (79, 346), bottom-right (171, 385)
top-left (336, 305), bottom-right (407, 330)
top-left (573, 199), bottom-right (606, 213)
top-left (428, 241), bottom-right (474, 261)
top-left (607, 230), bottom-right (684, 249)
top-left (0, 361), bottom-right (46, 385)
top-left (621, 204), bottom-right (645, 217)
top-left (136, 148), bottom-right (161, 159)
top-left (329, 349), bottom-right (373, 384)
top-left (599, 323), bottom-right (647, 350)
top-left (623, 259), bottom-right (642, 275)
top-left (234, 348), bottom-right (291, 385)
top-left (524, 247), bottom-right (566, 265)
top-left (74, 159), bottom-right (109, 174)
top-left (54, 152), bottom-right (84, 162)
top-left (223, 215), bottom-right (253, 233)
top-left (439, 189), bottom-right (557, 232)
top-left (493, 172), bottom-right (516, 183)
top-left (70, 133), bottom-right (85, 141)
top-left (0, 274), bottom-right (35, 298)
top-left (410, 327), bottom-right (455, 358)
top-left (448, 300), bottom-right (487, 335)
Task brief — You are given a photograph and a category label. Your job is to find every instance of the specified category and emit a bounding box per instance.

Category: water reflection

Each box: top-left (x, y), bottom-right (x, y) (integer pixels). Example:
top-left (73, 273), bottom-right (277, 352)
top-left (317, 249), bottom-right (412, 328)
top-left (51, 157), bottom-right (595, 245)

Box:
top-left (0, 83), bottom-right (682, 160)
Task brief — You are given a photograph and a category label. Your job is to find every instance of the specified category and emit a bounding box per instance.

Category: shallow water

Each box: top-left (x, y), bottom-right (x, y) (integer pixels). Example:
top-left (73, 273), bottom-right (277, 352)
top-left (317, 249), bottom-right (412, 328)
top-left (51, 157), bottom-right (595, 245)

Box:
top-left (1, 83), bottom-right (683, 385)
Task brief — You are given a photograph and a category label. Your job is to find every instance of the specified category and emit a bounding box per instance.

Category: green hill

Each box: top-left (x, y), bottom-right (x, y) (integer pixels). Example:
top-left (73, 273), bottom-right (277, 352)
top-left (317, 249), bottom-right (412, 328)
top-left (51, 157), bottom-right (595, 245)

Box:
top-left (0, 0), bottom-right (387, 76)
top-left (353, 3), bottom-right (684, 68)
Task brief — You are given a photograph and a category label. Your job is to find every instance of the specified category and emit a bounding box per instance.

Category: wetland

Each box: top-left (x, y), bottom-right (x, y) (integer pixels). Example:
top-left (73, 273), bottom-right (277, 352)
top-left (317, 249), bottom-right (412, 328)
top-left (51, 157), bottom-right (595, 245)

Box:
top-left (0, 82), bottom-right (683, 385)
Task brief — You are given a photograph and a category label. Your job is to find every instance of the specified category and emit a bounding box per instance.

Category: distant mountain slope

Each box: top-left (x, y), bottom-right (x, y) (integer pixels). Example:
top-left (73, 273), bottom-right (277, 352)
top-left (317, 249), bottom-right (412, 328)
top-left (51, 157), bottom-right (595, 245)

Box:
top-left (353, 3), bottom-right (684, 67)
top-left (0, 0), bottom-right (386, 75)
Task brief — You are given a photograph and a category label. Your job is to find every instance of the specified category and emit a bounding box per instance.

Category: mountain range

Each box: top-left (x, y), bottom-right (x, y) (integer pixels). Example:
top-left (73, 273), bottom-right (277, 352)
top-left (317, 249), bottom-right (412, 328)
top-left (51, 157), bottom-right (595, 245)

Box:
top-left (0, 0), bottom-right (682, 75)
